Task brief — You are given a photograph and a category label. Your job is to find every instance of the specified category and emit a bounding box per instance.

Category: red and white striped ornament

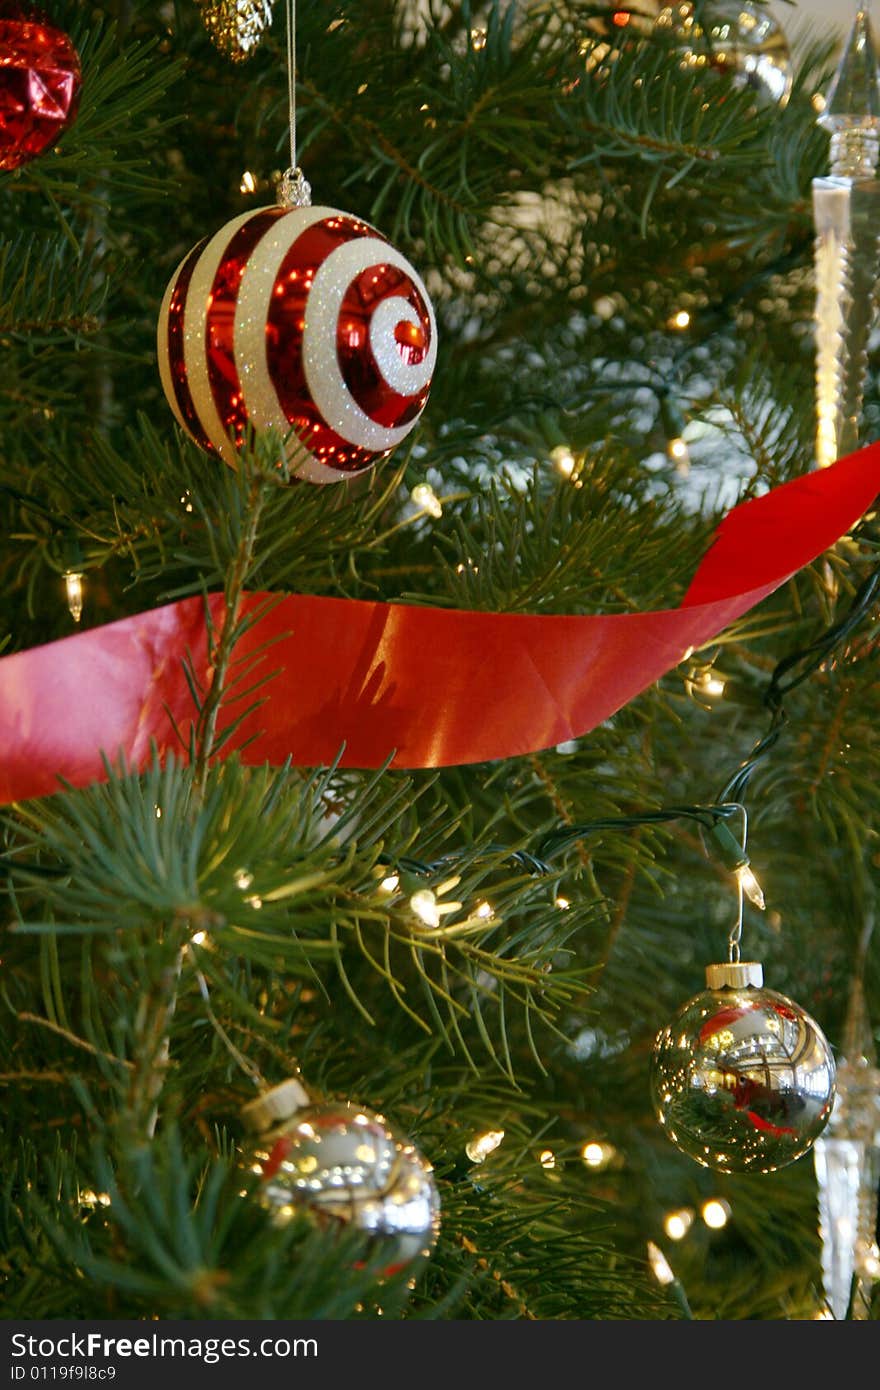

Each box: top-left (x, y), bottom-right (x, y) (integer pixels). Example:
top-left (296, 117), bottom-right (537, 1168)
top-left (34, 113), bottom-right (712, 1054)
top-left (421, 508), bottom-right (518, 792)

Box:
top-left (157, 204), bottom-right (437, 484)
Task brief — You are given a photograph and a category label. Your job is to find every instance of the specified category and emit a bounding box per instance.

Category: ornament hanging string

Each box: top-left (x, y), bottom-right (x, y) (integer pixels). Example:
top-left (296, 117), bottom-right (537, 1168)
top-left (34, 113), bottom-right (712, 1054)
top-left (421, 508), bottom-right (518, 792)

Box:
top-left (1, 443), bottom-right (880, 806)
top-left (278, 0), bottom-right (311, 207)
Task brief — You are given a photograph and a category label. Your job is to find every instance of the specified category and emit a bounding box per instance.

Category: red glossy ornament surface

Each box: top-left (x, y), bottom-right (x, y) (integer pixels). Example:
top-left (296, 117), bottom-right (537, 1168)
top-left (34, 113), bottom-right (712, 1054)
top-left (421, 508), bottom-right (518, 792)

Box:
top-left (0, 13), bottom-right (81, 170)
top-left (157, 205), bottom-right (437, 485)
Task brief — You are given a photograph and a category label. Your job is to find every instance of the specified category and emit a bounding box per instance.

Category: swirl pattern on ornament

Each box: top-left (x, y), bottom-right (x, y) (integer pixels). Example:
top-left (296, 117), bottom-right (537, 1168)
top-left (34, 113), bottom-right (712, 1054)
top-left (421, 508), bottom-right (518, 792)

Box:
top-left (157, 206), bottom-right (436, 484)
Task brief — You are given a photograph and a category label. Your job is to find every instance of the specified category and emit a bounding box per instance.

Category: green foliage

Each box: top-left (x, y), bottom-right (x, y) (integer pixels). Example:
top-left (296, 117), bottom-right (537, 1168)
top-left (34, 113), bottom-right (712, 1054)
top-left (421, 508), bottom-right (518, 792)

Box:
top-left (1, 0), bottom-right (877, 1324)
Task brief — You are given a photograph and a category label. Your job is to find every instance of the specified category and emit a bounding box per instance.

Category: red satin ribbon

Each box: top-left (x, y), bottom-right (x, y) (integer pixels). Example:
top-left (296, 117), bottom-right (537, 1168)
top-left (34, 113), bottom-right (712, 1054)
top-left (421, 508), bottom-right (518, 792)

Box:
top-left (2, 444), bottom-right (879, 805)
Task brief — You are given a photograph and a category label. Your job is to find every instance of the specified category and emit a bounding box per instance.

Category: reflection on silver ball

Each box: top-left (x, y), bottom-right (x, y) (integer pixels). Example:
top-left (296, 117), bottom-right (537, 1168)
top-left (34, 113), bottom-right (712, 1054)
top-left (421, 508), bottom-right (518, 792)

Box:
top-left (655, 1), bottom-right (792, 109)
top-left (651, 986), bottom-right (836, 1173)
top-left (249, 1102), bottom-right (441, 1274)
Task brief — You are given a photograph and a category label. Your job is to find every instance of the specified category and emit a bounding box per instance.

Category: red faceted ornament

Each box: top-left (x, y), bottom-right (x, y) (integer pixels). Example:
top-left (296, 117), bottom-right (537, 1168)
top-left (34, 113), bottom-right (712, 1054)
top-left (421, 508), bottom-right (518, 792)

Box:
top-left (0, 8), bottom-right (81, 170)
top-left (157, 204), bottom-right (437, 484)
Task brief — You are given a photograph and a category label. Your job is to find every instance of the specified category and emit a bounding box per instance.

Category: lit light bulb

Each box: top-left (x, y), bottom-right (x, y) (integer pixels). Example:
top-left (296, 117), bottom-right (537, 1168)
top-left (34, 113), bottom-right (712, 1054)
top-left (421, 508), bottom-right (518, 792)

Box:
top-left (538, 1149), bottom-right (556, 1169)
top-left (701, 1198), bottom-right (730, 1230)
top-left (470, 27), bottom-right (487, 50)
top-left (474, 900), bottom-right (493, 919)
top-left (555, 895), bottom-right (570, 910)
top-left (663, 1209), bottom-right (694, 1241)
top-left (411, 482), bottom-right (443, 518)
top-left (550, 445), bottom-right (576, 478)
top-left (410, 888), bottom-right (441, 928)
top-left (240, 170), bottom-right (257, 194)
top-left (696, 670), bottom-right (725, 697)
top-left (861, 1242), bottom-right (880, 1278)
top-left (466, 1129), bottom-right (505, 1163)
top-left (667, 436), bottom-right (690, 471)
top-left (581, 1141), bottom-right (615, 1169)
top-left (190, 930), bottom-right (208, 946)
top-left (379, 873), bottom-right (400, 894)
top-left (234, 868), bottom-right (254, 891)
top-left (647, 1241), bottom-right (675, 1286)
top-left (735, 864), bottom-right (765, 910)
top-left (64, 571), bottom-right (84, 623)
top-left (669, 310), bottom-right (691, 330)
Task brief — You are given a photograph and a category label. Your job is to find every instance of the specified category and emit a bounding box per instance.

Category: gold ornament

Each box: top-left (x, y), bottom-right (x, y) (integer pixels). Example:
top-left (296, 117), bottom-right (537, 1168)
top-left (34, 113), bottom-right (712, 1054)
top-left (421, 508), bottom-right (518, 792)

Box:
top-left (197, 0), bottom-right (274, 63)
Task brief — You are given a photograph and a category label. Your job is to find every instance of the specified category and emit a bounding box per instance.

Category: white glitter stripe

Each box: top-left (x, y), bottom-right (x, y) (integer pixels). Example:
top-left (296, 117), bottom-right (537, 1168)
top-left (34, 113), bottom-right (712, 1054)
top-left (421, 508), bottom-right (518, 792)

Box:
top-left (157, 254), bottom-right (192, 437)
top-left (184, 209), bottom-right (258, 467)
top-left (368, 295), bottom-right (435, 396)
top-left (234, 204), bottom-right (329, 481)
top-left (303, 236), bottom-right (437, 451)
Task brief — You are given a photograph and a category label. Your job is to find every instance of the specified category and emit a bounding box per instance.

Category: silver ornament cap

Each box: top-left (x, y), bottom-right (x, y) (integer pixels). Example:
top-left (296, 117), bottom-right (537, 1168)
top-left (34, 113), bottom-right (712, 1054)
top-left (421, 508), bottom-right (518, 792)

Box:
top-left (241, 1077), bottom-right (310, 1133)
top-left (705, 960), bottom-right (764, 990)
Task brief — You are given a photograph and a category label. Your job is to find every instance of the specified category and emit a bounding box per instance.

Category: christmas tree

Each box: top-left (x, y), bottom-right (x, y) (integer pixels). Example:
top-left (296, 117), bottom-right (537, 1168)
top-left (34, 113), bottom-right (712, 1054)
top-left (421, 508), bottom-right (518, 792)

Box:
top-left (2, 0), bottom-right (879, 1326)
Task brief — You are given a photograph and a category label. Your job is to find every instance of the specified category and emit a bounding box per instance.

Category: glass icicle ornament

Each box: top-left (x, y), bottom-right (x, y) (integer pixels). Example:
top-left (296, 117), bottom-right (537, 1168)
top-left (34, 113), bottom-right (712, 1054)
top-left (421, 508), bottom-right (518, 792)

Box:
top-left (651, 959), bottom-right (836, 1174)
top-left (241, 1078), bottom-right (441, 1278)
top-left (197, 0), bottom-right (274, 63)
top-left (813, 6), bottom-right (880, 469)
top-left (814, 975), bottom-right (880, 1319)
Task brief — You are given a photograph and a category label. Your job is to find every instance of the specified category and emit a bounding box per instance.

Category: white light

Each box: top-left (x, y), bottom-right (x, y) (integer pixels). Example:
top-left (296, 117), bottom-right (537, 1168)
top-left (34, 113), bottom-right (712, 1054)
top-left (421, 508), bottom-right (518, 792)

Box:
top-left (647, 1241), bottom-right (675, 1286)
top-left (550, 445), bottom-right (576, 478)
top-left (234, 868), bottom-right (254, 891)
top-left (410, 888), bottom-right (441, 928)
top-left (555, 896), bottom-right (570, 910)
top-left (191, 930), bottom-right (207, 946)
top-left (64, 572), bottom-right (84, 623)
top-left (736, 864), bottom-right (765, 910)
top-left (670, 310), bottom-right (691, 329)
top-left (240, 170), bottom-right (257, 194)
top-left (663, 1209), bottom-right (694, 1241)
top-left (466, 1129), bottom-right (505, 1163)
top-left (702, 1198), bottom-right (730, 1229)
top-left (581, 1141), bottom-right (615, 1169)
top-left (474, 900), bottom-right (493, 919)
top-left (411, 483), bottom-right (443, 518)
top-left (539, 1149), bottom-right (556, 1169)
top-left (861, 1242), bottom-right (880, 1278)
top-left (696, 670), bottom-right (725, 697)
top-left (379, 873), bottom-right (400, 894)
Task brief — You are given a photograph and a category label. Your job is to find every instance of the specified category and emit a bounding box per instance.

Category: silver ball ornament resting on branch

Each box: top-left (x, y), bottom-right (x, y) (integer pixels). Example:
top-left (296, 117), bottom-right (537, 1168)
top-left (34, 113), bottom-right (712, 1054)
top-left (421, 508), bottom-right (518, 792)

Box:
top-left (241, 1078), bottom-right (441, 1277)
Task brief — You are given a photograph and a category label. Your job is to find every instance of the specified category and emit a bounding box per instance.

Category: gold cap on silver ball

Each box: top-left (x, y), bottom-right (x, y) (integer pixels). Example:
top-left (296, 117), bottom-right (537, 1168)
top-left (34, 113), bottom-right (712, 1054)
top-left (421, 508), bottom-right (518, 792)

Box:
top-left (241, 1077), bottom-right (310, 1132)
top-left (705, 961), bottom-right (764, 990)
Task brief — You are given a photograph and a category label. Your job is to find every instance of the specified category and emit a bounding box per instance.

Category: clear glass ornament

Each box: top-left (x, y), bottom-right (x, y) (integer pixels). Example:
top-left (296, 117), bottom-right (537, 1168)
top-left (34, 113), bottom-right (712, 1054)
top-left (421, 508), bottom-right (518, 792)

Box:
top-left (814, 977), bottom-right (880, 1318)
top-left (654, 1), bottom-right (792, 108)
